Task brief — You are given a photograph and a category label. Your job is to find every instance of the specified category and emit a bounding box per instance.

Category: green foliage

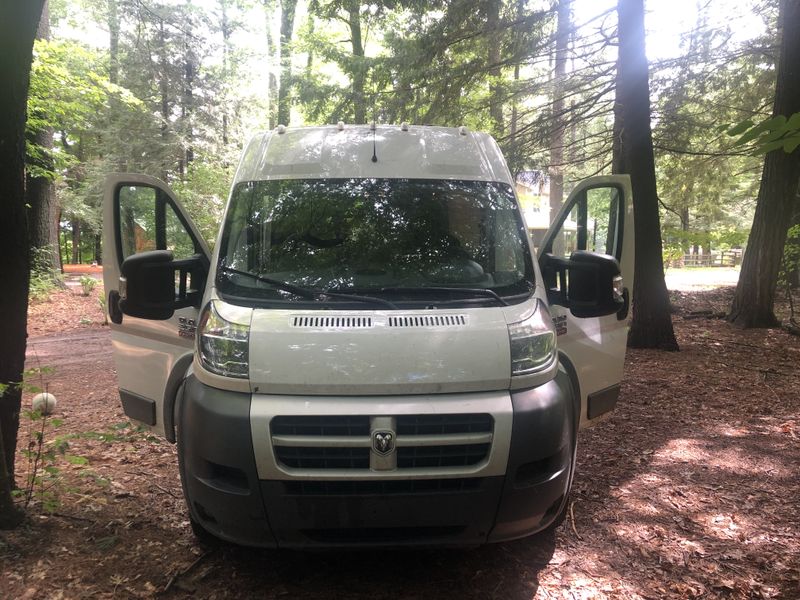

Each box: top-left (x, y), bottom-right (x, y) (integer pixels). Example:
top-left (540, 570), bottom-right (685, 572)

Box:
top-left (98, 294), bottom-right (108, 325)
top-left (20, 409), bottom-right (70, 513)
top-left (662, 227), bottom-right (749, 266)
top-left (781, 224), bottom-right (800, 285)
top-left (170, 161), bottom-right (232, 246)
top-left (726, 112), bottom-right (800, 155)
top-left (79, 275), bottom-right (97, 296)
top-left (27, 38), bottom-right (143, 179)
top-left (29, 246), bottom-right (62, 302)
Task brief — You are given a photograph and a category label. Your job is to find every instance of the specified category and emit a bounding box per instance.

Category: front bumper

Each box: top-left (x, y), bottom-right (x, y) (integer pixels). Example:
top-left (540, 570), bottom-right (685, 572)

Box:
top-left (178, 374), bottom-right (575, 548)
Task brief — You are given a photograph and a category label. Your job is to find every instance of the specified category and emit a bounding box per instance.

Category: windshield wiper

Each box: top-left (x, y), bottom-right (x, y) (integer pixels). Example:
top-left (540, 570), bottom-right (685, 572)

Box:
top-left (219, 266), bottom-right (398, 309)
top-left (376, 286), bottom-right (511, 306)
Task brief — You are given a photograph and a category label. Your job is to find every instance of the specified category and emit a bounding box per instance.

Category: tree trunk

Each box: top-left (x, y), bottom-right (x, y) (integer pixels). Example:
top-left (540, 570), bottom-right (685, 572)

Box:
top-left (108, 0), bottom-right (119, 85)
top-left (347, 0), bottom-right (366, 124)
top-left (549, 0), bottom-right (570, 233)
top-left (486, 0), bottom-right (504, 136)
top-left (613, 0), bottom-right (678, 350)
top-left (26, 0), bottom-right (59, 277)
top-left (0, 0), bottom-right (45, 529)
top-left (182, 0), bottom-right (195, 175)
top-left (680, 206), bottom-right (690, 252)
top-left (508, 0), bottom-right (524, 173)
top-left (71, 219), bottom-right (81, 264)
top-left (277, 0), bottom-right (297, 126)
top-left (728, 0), bottom-right (800, 327)
top-left (220, 0), bottom-right (230, 146)
top-left (263, 0), bottom-right (278, 129)
top-left (158, 19), bottom-right (170, 180)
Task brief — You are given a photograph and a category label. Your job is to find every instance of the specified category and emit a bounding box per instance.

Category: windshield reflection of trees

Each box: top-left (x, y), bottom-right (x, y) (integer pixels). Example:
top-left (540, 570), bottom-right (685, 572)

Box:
top-left (220, 178), bottom-right (532, 296)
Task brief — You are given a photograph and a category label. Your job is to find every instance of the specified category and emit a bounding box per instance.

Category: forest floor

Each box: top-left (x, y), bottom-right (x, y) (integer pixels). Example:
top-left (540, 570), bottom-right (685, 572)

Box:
top-left (2, 279), bottom-right (799, 599)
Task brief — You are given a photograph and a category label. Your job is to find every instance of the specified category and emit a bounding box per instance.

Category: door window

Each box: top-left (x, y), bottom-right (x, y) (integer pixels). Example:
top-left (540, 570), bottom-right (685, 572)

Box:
top-left (545, 185), bottom-right (623, 260)
top-left (117, 185), bottom-right (198, 263)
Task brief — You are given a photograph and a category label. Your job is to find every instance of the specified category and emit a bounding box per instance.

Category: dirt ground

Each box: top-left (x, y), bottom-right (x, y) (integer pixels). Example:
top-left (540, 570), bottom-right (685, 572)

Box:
top-left (1, 281), bottom-right (799, 599)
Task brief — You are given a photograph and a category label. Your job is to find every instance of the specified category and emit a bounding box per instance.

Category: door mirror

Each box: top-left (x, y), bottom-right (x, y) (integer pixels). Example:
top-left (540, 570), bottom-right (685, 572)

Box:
top-left (119, 250), bottom-right (207, 320)
top-left (541, 251), bottom-right (624, 318)
top-left (567, 251), bottom-right (624, 318)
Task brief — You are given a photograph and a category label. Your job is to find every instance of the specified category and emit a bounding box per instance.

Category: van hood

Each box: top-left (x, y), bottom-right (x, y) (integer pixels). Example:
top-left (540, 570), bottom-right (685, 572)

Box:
top-left (247, 307), bottom-right (513, 395)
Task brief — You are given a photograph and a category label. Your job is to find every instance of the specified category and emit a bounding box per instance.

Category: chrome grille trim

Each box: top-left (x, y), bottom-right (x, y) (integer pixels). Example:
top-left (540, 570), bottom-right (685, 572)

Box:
top-left (271, 435), bottom-right (371, 448)
top-left (270, 417), bottom-right (493, 471)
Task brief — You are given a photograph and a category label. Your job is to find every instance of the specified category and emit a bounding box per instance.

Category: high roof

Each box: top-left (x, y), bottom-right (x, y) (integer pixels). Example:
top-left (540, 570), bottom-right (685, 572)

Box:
top-left (233, 125), bottom-right (514, 186)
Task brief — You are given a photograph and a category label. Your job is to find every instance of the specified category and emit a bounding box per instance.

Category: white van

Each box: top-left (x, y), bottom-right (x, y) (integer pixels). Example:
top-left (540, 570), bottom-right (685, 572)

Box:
top-left (102, 124), bottom-right (633, 547)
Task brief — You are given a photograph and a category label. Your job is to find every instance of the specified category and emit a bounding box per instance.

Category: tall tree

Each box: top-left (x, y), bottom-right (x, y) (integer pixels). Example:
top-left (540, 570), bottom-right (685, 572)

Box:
top-left (728, 0), bottom-right (800, 327)
top-left (278, 0), bottom-right (298, 125)
top-left (613, 0), bottom-right (678, 350)
top-left (345, 0), bottom-right (366, 124)
top-left (0, 0), bottom-right (46, 529)
top-left (486, 0), bottom-right (504, 135)
top-left (26, 0), bottom-right (60, 275)
top-left (263, 0), bottom-right (279, 128)
top-left (548, 0), bottom-right (570, 231)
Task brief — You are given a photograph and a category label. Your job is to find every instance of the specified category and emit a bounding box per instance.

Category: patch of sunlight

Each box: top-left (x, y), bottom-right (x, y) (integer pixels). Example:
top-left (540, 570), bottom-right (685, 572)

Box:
top-left (651, 437), bottom-right (793, 479)
top-left (707, 513), bottom-right (742, 540)
top-left (719, 426), bottom-right (749, 437)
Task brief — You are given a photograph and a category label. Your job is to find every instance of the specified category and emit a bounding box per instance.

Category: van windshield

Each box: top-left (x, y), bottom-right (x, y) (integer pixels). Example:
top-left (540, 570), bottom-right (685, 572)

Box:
top-left (216, 178), bottom-right (534, 305)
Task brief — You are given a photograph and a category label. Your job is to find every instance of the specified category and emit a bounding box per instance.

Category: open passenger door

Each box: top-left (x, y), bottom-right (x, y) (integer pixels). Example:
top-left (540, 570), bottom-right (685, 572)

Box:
top-left (102, 174), bottom-right (210, 438)
top-left (539, 176), bottom-right (634, 427)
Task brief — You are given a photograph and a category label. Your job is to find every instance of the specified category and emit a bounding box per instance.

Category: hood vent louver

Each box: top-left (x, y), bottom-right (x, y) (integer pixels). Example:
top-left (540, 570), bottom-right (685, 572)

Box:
top-left (388, 315), bottom-right (467, 328)
top-left (291, 316), bottom-right (373, 329)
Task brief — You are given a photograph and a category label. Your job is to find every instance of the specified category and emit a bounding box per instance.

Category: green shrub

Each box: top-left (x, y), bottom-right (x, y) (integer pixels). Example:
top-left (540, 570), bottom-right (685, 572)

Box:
top-left (79, 275), bottom-right (97, 296)
top-left (29, 246), bottom-right (62, 301)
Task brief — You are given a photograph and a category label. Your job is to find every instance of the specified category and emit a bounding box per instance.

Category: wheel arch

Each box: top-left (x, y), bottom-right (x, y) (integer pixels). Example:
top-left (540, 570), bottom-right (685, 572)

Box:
top-left (163, 352), bottom-right (195, 443)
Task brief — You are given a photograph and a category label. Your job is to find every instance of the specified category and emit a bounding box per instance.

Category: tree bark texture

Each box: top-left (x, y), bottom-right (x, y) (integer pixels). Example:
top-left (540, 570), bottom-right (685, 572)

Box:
top-left (71, 219), bottom-right (81, 263)
top-left (181, 12), bottom-right (195, 174)
top-left (486, 0), bottom-right (504, 136)
top-left (347, 0), bottom-right (366, 124)
top-left (613, 0), bottom-right (679, 350)
top-left (27, 0), bottom-right (60, 276)
top-left (158, 19), bottom-right (170, 180)
top-left (220, 0), bottom-right (230, 145)
top-left (0, 0), bottom-right (45, 528)
top-left (548, 0), bottom-right (570, 222)
top-left (277, 0), bottom-right (297, 126)
top-left (263, 0), bottom-right (278, 129)
top-left (108, 0), bottom-right (119, 85)
top-left (728, 0), bottom-right (800, 327)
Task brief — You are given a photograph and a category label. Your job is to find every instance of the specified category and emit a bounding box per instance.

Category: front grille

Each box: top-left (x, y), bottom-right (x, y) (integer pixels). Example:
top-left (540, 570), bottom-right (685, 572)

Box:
top-left (397, 414), bottom-right (492, 435)
top-left (274, 446), bottom-right (370, 469)
top-left (270, 414), bottom-right (493, 474)
top-left (397, 444), bottom-right (491, 468)
top-left (271, 416), bottom-right (370, 437)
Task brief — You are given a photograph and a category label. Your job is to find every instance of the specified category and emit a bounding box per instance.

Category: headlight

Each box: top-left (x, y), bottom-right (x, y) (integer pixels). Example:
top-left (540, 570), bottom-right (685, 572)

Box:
top-left (508, 300), bottom-right (557, 376)
top-left (197, 301), bottom-right (250, 378)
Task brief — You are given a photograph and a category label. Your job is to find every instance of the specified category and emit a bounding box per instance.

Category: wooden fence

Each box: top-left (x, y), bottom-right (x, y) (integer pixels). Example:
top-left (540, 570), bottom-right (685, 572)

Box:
top-left (681, 250), bottom-right (742, 267)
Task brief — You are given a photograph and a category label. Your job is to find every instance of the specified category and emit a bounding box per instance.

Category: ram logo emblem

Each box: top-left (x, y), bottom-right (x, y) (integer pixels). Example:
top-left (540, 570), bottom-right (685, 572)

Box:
top-left (372, 430), bottom-right (395, 455)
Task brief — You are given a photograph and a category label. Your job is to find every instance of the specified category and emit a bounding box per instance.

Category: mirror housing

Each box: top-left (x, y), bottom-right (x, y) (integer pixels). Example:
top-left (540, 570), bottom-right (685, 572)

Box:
top-left (567, 251), bottom-right (623, 318)
top-left (541, 250), bottom-right (625, 319)
top-left (119, 250), bottom-right (207, 320)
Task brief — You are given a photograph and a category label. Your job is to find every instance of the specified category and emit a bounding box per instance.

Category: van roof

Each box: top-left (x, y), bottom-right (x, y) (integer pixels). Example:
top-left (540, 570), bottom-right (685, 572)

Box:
top-left (232, 125), bottom-right (514, 186)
